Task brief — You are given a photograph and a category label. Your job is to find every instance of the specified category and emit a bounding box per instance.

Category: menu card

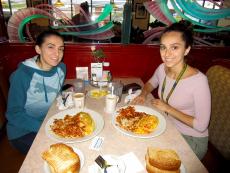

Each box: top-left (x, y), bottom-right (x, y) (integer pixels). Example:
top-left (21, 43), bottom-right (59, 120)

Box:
top-left (76, 67), bottom-right (89, 81)
top-left (91, 63), bottom-right (103, 81)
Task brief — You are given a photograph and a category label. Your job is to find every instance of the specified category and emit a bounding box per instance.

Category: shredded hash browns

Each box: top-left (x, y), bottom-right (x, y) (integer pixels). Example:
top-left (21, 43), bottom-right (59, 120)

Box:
top-left (116, 106), bottom-right (159, 134)
top-left (50, 112), bottom-right (95, 138)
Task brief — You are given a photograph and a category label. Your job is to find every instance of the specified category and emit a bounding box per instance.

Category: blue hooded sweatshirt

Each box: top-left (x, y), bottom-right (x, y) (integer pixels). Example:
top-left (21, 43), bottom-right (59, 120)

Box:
top-left (6, 56), bottom-right (66, 140)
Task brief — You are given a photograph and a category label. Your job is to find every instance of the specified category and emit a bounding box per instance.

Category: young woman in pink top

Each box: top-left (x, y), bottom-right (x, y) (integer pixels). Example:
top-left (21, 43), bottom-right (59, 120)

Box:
top-left (132, 20), bottom-right (211, 160)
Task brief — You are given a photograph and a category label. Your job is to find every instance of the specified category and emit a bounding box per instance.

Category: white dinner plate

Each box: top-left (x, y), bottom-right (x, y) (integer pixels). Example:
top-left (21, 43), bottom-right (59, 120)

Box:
top-left (180, 163), bottom-right (186, 173)
top-left (43, 147), bottom-right (84, 173)
top-left (112, 105), bottom-right (166, 138)
top-left (145, 162), bottom-right (186, 173)
top-left (45, 108), bottom-right (104, 143)
top-left (92, 155), bottom-right (126, 173)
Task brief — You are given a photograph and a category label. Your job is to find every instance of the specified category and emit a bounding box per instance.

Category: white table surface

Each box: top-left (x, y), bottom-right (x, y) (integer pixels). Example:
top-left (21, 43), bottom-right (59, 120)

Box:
top-left (18, 78), bottom-right (208, 173)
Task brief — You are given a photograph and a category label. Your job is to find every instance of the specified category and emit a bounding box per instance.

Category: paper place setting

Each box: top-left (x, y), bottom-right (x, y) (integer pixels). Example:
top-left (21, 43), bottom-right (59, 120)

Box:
top-left (88, 152), bottom-right (144, 173)
top-left (56, 91), bottom-right (74, 110)
top-left (119, 152), bottom-right (144, 173)
top-left (89, 136), bottom-right (104, 151)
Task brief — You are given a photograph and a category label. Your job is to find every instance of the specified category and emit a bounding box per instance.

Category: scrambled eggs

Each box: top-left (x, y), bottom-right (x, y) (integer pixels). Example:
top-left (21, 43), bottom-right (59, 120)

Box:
top-left (78, 112), bottom-right (95, 135)
top-left (134, 115), bottom-right (159, 134)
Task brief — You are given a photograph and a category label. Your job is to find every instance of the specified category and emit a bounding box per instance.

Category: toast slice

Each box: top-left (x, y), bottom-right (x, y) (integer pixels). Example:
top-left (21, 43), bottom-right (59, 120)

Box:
top-left (147, 147), bottom-right (181, 171)
top-left (42, 143), bottom-right (80, 173)
top-left (146, 154), bottom-right (180, 173)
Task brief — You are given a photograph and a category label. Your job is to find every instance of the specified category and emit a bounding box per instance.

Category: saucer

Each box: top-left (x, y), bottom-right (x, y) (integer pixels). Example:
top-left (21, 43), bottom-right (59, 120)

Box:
top-left (104, 108), bottom-right (116, 114)
top-left (88, 89), bottom-right (108, 99)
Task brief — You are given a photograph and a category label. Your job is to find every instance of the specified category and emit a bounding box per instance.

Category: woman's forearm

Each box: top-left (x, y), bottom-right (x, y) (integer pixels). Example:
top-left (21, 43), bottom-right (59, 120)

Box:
top-left (166, 105), bottom-right (194, 128)
top-left (140, 82), bottom-right (154, 98)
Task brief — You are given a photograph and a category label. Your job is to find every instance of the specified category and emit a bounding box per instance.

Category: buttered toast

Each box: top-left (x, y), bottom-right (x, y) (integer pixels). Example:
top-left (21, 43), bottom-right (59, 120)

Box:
top-left (42, 143), bottom-right (80, 173)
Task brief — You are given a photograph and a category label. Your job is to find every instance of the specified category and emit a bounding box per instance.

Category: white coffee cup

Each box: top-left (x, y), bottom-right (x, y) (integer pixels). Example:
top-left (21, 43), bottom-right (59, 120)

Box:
top-left (105, 94), bottom-right (119, 113)
top-left (73, 92), bottom-right (85, 111)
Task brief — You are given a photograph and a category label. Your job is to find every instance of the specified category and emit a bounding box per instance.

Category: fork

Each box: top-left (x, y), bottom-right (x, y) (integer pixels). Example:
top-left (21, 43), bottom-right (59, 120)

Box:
top-left (63, 93), bottom-right (70, 106)
top-left (95, 155), bottom-right (112, 173)
top-left (61, 92), bottom-right (69, 106)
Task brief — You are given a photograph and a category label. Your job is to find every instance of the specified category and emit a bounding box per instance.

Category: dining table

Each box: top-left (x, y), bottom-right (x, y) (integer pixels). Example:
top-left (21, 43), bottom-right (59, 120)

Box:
top-left (18, 77), bottom-right (208, 173)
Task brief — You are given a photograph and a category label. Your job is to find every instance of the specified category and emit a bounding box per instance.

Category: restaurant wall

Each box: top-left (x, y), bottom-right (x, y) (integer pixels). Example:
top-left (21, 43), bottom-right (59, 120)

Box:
top-left (0, 43), bottom-right (162, 83)
top-left (0, 43), bottom-right (230, 84)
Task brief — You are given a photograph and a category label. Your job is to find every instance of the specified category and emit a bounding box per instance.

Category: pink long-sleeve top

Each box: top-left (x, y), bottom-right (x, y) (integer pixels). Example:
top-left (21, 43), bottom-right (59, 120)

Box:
top-left (148, 63), bottom-right (211, 137)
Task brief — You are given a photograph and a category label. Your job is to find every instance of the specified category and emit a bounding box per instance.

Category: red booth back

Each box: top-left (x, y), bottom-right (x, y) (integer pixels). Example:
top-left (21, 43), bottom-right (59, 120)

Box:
top-left (0, 43), bottom-right (230, 83)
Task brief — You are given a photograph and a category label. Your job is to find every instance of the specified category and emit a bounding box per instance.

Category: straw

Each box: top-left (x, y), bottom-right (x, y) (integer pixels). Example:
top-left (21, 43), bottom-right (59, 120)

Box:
top-left (98, 81), bottom-right (102, 91)
top-left (111, 85), bottom-right (114, 95)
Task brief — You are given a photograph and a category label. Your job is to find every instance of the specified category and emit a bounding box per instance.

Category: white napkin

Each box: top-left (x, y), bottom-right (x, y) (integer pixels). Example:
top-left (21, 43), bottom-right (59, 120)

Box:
top-left (56, 92), bottom-right (74, 110)
top-left (119, 152), bottom-right (144, 173)
top-left (124, 89), bottom-right (142, 104)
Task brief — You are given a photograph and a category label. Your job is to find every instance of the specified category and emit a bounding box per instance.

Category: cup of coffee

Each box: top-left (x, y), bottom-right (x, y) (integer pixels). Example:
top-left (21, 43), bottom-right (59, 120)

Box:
top-left (73, 92), bottom-right (85, 111)
top-left (105, 94), bottom-right (119, 113)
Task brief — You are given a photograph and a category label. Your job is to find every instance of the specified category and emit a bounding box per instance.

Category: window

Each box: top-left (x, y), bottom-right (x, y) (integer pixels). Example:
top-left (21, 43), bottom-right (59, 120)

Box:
top-left (50, 0), bottom-right (125, 22)
top-left (2, 0), bottom-right (27, 22)
top-left (1, 0), bottom-right (226, 44)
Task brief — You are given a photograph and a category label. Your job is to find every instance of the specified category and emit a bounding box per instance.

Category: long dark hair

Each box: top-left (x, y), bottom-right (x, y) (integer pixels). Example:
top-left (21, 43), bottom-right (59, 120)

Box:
top-left (161, 20), bottom-right (194, 48)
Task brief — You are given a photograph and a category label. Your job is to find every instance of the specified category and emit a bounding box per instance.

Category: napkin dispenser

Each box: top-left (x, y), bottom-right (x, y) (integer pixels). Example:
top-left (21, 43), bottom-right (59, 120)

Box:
top-left (122, 83), bottom-right (141, 94)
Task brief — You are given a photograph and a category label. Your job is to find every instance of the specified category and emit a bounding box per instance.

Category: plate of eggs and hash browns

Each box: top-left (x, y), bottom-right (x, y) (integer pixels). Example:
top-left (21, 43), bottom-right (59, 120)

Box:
top-left (112, 105), bottom-right (166, 138)
top-left (45, 108), bottom-right (104, 143)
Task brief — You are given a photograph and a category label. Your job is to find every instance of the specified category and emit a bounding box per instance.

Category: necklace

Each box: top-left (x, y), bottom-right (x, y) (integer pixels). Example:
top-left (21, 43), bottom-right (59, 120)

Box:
top-left (161, 63), bottom-right (187, 104)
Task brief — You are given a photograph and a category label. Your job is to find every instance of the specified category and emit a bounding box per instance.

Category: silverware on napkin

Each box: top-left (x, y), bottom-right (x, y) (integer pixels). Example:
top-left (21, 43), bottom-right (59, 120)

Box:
top-left (61, 93), bottom-right (70, 106)
top-left (95, 155), bottom-right (112, 173)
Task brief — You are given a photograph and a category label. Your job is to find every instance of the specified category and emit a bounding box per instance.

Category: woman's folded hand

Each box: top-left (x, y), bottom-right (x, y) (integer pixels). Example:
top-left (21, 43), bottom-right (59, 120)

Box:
top-left (151, 99), bottom-right (169, 113)
top-left (131, 95), bottom-right (145, 104)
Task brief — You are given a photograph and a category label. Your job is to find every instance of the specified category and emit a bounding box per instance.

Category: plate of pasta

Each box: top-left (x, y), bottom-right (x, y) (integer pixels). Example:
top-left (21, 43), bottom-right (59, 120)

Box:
top-left (45, 108), bottom-right (104, 143)
top-left (112, 105), bottom-right (166, 138)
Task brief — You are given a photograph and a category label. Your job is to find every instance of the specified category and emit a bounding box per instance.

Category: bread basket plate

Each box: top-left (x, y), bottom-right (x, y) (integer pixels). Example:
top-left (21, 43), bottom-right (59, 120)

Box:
top-left (43, 147), bottom-right (84, 173)
top-left (145, 162), bottom-right (186, 173)
top-left (45, 108), bottom-right (104, 143)
top-left (91, 155), bottom-right (126, 173)
top-left (112, 105), bottom-right (166, 138)
top-left (88, 89), bottom-right (109, 99)
top-left (180, 163), bottom-right (186, 173)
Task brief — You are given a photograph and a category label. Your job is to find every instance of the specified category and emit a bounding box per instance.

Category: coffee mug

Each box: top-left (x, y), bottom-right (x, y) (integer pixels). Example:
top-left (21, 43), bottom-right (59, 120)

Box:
top-left (105, 94), bottom-right (119, 113)
top-left (73, 92), bottom-right (85, 111)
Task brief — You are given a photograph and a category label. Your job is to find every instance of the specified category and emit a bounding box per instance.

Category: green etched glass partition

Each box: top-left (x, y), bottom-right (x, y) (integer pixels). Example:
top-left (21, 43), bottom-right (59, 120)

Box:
top-left (59, 21), bottom-right (114, 36)
top-left (18, 14), bottom-right (52, 42)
